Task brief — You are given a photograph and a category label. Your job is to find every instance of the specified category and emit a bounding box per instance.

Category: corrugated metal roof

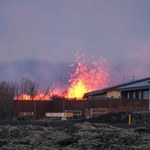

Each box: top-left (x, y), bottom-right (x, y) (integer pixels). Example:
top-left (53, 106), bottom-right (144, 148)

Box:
top-left (83, 77), bottom-right (150, 98)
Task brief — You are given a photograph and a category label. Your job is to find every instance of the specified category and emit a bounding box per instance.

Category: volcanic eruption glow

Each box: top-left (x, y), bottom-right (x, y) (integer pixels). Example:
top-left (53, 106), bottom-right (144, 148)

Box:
top-left (15, 52), bottom-right (110, 100)
top-left (15, 93), bottom-right (51, 100)
top-left (66, 52), bottom-right (110, 99)
top-left (67, 79), bottom-right (88, 99)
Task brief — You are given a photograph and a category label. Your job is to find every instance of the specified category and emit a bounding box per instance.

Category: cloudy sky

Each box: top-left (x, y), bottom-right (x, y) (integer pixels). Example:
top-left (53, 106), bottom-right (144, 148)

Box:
top-left (0, 0), bottom-right (150, 86)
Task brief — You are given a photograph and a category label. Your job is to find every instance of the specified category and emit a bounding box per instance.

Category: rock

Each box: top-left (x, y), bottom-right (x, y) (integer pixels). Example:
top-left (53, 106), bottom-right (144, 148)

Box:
top-left (0, 140), bottom-right (7, 147)
top-left (134, 127), bottom-right (150, 133)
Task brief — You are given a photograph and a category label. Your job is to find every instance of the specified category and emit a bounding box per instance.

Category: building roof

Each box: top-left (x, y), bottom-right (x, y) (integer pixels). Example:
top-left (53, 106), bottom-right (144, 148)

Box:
top-left (83, 77), bottom-right (150, 98)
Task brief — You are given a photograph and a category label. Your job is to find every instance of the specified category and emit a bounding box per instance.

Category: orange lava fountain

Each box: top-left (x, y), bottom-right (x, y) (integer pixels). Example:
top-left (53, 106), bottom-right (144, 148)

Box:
top-left (15, 52), bottom-right (109, 100)
top-left (66, 52), bottom-right (110, 99)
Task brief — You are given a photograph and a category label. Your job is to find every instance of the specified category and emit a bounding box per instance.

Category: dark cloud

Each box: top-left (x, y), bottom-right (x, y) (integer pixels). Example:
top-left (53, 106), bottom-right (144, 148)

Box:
top-left (0, 60), bottom-right (70, 90)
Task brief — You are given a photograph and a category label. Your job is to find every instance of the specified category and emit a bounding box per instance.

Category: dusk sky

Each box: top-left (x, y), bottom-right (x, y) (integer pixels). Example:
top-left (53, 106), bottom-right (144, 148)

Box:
top-left (0, 0), bottom-right (150, 87)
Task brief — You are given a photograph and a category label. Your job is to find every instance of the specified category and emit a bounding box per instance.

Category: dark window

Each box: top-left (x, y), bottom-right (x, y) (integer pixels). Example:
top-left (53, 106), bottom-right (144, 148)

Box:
top-left (139, 91), bottom-right (142, 99)
top-left (133, 92), bottom-right (136, 99)
top-left (143, 91), bottom-right (149, 99)
top-left (127, 92), bottom-right (130, 99)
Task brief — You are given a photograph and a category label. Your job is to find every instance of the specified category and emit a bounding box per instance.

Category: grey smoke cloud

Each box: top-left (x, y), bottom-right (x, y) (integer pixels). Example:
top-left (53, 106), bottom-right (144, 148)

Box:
top-left (0, 60), bottom-right (70, 90)
top-left (0, 1), bottom-right (150, 86)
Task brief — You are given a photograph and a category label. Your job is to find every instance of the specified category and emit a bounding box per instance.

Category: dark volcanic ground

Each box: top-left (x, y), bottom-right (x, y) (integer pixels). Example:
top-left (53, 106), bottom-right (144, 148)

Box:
top-left (0, 112), bottom-right (150, 150)
top-left (0, 122), bottom-right (150, 150)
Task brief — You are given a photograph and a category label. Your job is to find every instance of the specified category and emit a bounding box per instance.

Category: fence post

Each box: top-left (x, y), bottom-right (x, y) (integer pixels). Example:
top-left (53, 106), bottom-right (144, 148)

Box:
top-left (128, 114), bottom-right (132, 125)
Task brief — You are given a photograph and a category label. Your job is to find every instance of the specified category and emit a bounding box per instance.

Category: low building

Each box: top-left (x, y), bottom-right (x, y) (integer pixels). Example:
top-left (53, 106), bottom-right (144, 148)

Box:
top-left (83, 77), bottom-right (150, 100)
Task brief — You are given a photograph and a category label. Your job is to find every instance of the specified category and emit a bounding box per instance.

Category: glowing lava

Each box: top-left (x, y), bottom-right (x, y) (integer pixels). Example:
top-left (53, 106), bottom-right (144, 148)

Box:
top-left (66, 52), bottom-right (109, 99)
top-left (67, 79), bottom-right (89, 98)
top-left (15, 52), bottom-right (110, 100)
top-left (15, 93), bottom-right (51, 100)
top-left (15, 88), bottom-right (65, 100)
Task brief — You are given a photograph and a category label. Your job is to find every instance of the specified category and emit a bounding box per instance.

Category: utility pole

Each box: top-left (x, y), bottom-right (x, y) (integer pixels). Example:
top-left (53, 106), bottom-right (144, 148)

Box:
top-left (148, 81), bottom-right (150, 111)
top-left (123, 76), bottom-right (125, 83)
top-left (63, 100), bottom-right (65, 112)
top-left (34, 99), bottom-right (36, 120)
top-left (132, 75), bottom-right (135, 81)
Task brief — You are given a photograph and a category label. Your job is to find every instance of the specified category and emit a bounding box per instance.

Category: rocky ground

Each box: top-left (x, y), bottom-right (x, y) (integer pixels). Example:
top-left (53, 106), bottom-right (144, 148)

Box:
top-left (0, 112), bottom-right (150, 150)
top-left (0, 122), bottom-right (150, 150)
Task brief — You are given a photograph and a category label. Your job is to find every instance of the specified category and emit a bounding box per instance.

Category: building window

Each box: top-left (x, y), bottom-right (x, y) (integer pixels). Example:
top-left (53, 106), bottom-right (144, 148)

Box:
top-left (143, 91), bottom-right (149, 99)
top-left (127, 92), bottom-right (130, 99)
top-left (133, 92), bottom-right (136, 99)
top-left (139, 91), bottom-right (142, 99)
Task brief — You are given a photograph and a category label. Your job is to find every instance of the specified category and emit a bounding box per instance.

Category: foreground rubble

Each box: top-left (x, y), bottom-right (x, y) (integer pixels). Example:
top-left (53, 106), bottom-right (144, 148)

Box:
top-left (0, 121), bottom-right (150, 150)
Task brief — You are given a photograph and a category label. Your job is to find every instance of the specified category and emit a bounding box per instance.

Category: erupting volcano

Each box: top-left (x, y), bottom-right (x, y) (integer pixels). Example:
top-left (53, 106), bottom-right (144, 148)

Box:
top-left (15, 52), bottom-right (110, 100)
top-left (66, 52), bottom-right (110, 99)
